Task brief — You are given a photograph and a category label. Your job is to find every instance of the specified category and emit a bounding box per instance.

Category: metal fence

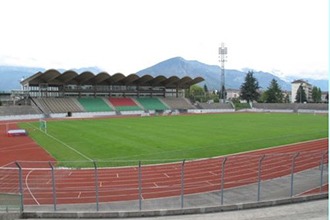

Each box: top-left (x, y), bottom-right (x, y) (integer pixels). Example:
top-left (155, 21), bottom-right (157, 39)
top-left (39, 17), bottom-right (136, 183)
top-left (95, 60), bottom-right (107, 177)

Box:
top-left (0, 150), bottom-right (327, 212)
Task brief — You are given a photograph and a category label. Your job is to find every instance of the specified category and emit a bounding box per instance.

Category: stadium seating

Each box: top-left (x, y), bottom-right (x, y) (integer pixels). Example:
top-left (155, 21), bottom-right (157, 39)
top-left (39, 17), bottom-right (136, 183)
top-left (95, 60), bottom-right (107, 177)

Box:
top-left (109, 97), bottom-right (142, 111)
top-left (0, 106), bottom-right (40, 116)
top-left (32, 98), bottom-right (84, 113)
top-left (78, 98), bottom-right (113, 112)
top-left (32, 98), bottom-right (52, 114)
top-left (135, 98), bottom-right (169, 110)
top-left (160, 97), bottom-right (195, 110)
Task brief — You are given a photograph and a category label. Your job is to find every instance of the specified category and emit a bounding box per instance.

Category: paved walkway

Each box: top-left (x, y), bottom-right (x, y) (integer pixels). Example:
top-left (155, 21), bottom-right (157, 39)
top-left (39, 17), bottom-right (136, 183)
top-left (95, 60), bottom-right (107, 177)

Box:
top-left (114, 199), bottom-right (328, 220)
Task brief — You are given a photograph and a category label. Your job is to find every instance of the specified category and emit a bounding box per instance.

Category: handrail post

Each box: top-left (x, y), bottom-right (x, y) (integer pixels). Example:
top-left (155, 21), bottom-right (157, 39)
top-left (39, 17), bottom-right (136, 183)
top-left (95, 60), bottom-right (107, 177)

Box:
top-left (138, 161), bottom-right (142, 211)
top-left (320, 151), bottom-right (327, 193)
top-left (93, 160), bottom-right (99, 211)
top-left (257, 155), bottom-right (265, 202)
top-left (49, 162), bottom-right (57, 211)
top-left (290, 152), bottom-right (300, 197)
top-left (15, 162), bottom-right (24, 213)
top-left (181, 159), bottom-right (186, 209)
top-left (221, 157), bottom-right (227, 205)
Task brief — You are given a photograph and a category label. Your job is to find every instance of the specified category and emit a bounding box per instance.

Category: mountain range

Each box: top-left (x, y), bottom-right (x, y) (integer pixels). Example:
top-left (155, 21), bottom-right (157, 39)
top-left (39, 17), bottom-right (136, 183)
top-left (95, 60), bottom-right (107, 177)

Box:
top-left (137, 57), bottom-right (328, 92)
top-left (0, 57), bottom-right (328, 92)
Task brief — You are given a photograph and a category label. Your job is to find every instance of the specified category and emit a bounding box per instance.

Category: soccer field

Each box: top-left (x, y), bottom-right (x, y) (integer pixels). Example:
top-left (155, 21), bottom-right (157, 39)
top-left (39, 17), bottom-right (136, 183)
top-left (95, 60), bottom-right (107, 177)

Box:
top-left (19, 113), bottom-right (328, 166)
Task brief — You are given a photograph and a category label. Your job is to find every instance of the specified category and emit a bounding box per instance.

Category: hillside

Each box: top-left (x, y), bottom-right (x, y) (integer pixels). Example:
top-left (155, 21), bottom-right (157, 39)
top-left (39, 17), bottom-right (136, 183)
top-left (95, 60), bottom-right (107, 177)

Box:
top-left (137, 57), bottom-right (306, 91)
top-left (0, 66), bottom-right (102, 92)
top-left (0, 60), bottom-right (328, 92)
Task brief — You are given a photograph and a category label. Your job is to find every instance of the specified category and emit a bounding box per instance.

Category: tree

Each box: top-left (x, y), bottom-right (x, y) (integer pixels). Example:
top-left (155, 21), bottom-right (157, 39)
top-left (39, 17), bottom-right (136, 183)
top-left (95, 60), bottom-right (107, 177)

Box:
top-left (203, 84), bottom-right (208, 93)
top-left (312, 86), bottom-right (322, 103)
top-left (219, 85), bottom-right (227, 101)
top-left (186, 85), bottom-right (205, 102)
top-left (284, 94), bottom-right (290, 103)
top-left (240, 71), bottom-right (260, 103)
top-left (295, 84), bottom-right (307, 103)
top-left (326, 93), bottom-right (328, 103)
top-left (263, 79), bottom-right (283, 103)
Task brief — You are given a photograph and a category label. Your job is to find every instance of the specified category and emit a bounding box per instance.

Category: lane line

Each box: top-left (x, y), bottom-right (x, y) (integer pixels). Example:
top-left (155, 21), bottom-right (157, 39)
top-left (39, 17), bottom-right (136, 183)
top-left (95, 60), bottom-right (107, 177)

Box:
top-left (25, 169), bottom-right (40, 205)
top-left (209, 171), bottom-right (217, 176)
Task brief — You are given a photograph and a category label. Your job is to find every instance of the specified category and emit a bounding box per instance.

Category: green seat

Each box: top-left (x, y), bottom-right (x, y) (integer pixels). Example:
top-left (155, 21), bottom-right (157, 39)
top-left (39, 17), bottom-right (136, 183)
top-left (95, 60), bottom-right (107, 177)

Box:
top-left (135, 98), bottom-right (168, 110)
top-left (78, 98), bottom-right (112, 112)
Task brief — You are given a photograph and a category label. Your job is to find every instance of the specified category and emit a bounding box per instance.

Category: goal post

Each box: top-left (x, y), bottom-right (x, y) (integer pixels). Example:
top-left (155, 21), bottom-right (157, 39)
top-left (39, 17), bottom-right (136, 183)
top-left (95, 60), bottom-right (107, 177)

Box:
top-left (39, 119), bottom-right (47, 134)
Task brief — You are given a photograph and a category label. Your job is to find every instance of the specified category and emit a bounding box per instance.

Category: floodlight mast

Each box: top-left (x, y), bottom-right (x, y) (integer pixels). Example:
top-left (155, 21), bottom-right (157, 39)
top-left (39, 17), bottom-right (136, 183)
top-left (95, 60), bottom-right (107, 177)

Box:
top-left (219, 43), bottom-right (227, 103)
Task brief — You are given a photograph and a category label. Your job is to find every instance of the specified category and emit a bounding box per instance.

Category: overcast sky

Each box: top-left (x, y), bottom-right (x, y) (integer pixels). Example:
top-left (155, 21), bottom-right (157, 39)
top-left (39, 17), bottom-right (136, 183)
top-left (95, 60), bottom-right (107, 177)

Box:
top-left (0, 0), bottom-right (328, 79)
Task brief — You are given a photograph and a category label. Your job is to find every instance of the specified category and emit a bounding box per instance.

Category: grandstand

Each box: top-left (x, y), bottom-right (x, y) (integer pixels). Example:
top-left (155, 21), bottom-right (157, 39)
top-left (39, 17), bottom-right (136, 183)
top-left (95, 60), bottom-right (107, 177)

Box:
top-left (0, 70), bottom-right (207, 118)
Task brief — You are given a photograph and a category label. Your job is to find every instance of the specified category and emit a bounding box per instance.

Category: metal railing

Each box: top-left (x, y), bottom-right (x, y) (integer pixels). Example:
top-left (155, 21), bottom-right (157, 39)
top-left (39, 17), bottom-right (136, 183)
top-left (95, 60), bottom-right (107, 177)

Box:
top-left (0, 150), bottom-right (327, 212)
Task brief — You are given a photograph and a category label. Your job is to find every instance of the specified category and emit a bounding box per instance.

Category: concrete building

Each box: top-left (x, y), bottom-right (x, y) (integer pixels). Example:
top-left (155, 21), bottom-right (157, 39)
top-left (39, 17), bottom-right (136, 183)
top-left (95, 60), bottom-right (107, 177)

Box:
top-left (226, 89), bottom-right (240, 100)
top-left (291, 79), bottom-right (312, 103)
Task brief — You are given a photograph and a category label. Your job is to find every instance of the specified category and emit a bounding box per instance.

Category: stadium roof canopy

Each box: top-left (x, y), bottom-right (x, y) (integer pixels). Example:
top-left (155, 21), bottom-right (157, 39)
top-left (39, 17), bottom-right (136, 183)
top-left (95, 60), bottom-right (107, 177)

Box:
top-left (21, 69), bottom-right (204, 89)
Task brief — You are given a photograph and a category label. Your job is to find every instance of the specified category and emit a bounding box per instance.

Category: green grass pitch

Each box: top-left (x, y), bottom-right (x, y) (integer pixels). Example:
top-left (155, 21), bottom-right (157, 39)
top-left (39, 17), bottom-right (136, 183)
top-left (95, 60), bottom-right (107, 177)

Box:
top-left (19, 113), bottom-right (328, 167)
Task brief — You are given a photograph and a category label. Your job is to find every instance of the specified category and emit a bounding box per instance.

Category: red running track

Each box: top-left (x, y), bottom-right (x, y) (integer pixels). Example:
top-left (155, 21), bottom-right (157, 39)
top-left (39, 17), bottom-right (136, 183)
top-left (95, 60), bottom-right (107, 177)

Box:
top-left (0, 122), bottom-right (328, 205)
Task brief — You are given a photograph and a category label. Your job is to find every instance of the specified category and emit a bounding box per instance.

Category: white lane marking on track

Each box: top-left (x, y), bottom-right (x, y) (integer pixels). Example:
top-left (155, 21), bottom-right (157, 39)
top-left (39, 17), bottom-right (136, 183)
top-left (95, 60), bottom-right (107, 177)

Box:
top-left (78, 192), bottom-right (81, 198)
top-left (164, 173), bottom-right (170, 178)
top-left (25, 169), bottom-right (40, 205)
top-left (0, 162), bottom-right (19, 168)
top-left (209, 171), bottom-right (217, 176)
top-left (0, 174), bottom-right (9, 180)
top-left (116, 173), bottom-right (119, 178)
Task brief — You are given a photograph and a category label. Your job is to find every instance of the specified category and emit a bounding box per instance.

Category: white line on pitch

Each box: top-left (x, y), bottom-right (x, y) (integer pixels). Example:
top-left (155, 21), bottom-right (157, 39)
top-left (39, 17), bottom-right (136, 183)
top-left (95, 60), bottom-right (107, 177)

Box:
top-left (26, 122), bottom-right (93, 162)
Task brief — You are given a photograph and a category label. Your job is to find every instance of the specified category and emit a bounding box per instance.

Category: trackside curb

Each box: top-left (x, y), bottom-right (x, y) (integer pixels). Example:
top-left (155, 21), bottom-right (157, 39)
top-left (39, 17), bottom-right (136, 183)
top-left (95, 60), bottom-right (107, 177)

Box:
top-left (19, 193), bottom-right (328, 219)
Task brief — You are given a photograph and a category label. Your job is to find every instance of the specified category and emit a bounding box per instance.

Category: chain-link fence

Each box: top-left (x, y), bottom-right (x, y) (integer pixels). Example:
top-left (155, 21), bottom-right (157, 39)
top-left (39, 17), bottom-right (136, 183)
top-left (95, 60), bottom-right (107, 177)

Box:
top-left (0, 150), bottom-right (327, 212)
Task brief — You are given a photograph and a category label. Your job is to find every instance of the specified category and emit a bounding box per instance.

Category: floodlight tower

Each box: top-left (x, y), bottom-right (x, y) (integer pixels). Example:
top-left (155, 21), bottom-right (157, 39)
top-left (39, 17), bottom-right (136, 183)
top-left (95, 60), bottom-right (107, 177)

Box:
top-left (219, 43), bottom-right (227, 103)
